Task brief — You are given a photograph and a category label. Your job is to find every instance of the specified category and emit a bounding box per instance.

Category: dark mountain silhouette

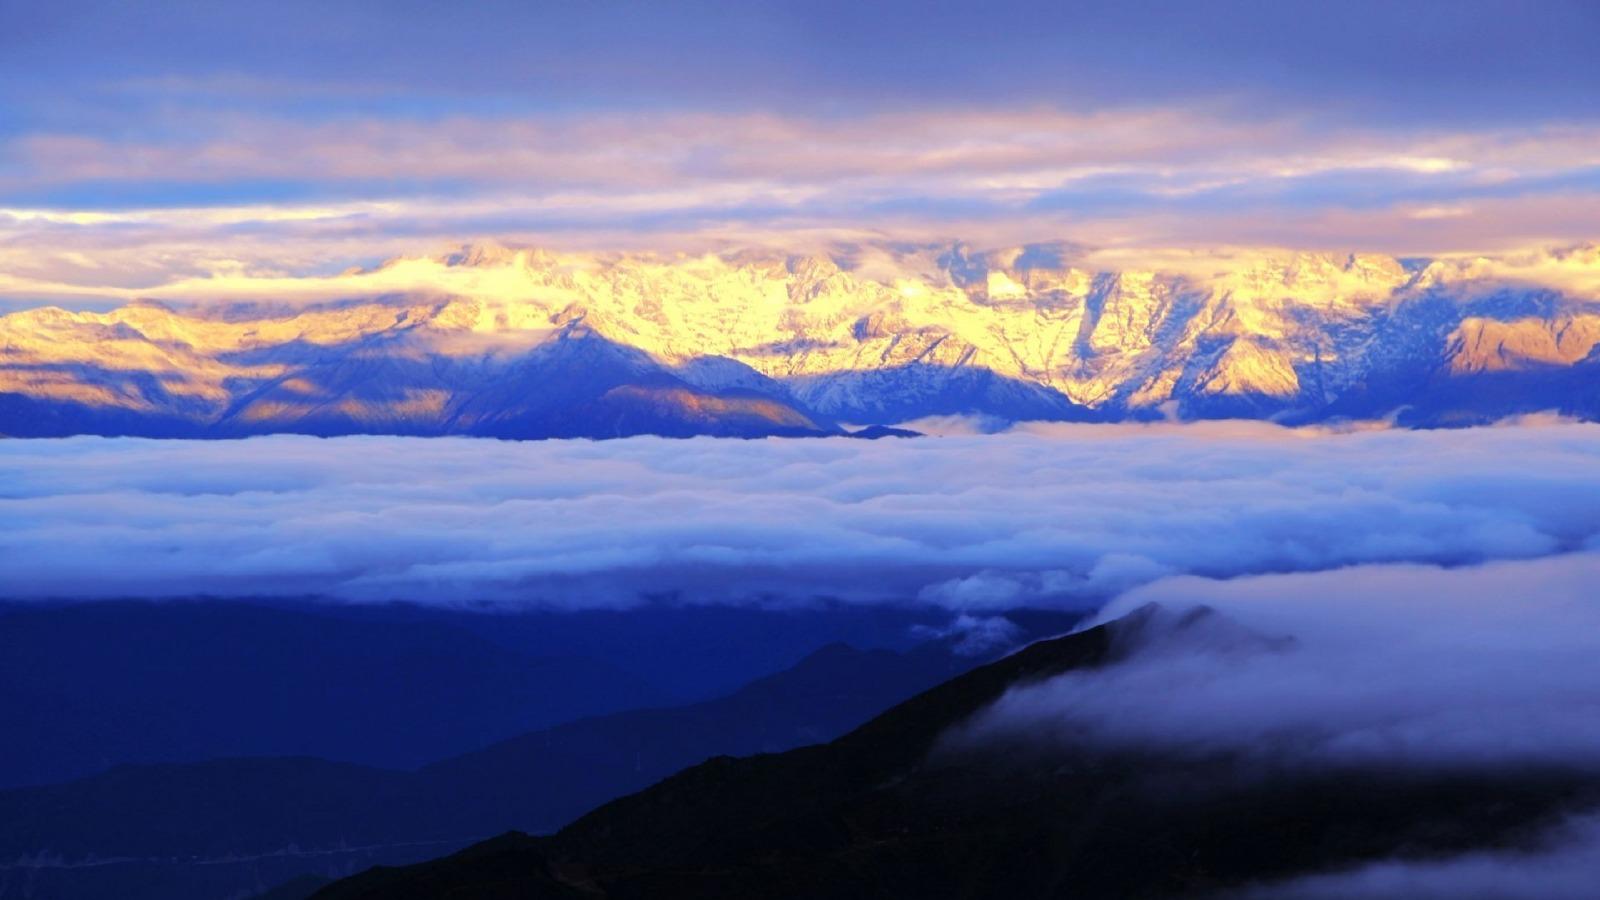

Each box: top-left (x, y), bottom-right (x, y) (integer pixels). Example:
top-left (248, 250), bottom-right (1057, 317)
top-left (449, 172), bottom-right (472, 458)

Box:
top-left (354, 601), bottom-right (986, 704)
top-left (0, 636), bottom-right (1007, 900)
top-left (0, 602), bottom-right (663, 788)
top-left (0, 600), bottom-right (1022, 791)
top-left (309, 606), bottom-right (1599, 899)
top-left (415, 640), bottom-right (973, 834)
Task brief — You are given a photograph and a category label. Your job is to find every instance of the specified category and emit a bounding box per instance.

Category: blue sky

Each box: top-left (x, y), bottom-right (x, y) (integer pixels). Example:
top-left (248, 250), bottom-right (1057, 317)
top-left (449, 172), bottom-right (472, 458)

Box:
top-left (2, 0), bottom-right (1599, 301)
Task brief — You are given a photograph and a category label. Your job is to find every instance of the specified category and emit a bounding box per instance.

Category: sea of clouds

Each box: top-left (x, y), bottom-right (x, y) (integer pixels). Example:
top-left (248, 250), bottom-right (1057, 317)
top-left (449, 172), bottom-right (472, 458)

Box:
top-left (9, 420), bottom-right (1600, 891)
top-left (3, 420), bottom-right (1599, 606)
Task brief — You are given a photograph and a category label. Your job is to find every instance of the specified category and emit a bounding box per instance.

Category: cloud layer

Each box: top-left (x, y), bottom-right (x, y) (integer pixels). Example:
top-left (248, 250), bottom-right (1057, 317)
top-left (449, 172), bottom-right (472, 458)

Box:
top-left (4, 108), bottom-right (1600, 305)
top-left (3, 421), bottom-right (1598, 606)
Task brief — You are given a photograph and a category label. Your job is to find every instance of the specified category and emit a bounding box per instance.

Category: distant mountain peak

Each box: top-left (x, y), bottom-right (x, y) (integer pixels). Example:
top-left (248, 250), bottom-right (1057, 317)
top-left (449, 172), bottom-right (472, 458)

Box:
top-left (432, 241), bottom-right (538, 269)
top-left (3, 240), bottom-right (1598, 437)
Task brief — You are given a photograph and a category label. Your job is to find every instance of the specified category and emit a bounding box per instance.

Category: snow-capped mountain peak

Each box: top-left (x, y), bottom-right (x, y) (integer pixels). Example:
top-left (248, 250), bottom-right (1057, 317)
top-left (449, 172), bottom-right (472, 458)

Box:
top-left (3, 241), bottom-right (1598, 437)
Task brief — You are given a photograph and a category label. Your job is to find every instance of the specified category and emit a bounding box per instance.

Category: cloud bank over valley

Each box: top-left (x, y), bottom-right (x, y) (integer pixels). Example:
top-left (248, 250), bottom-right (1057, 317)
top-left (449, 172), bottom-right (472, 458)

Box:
top-left (4, 421), bottom-right (1597, 607)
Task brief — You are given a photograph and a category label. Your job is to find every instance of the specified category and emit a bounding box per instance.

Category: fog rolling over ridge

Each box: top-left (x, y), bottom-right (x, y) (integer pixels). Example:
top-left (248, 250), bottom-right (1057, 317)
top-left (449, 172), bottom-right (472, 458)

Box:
top-left (4, 242), bottom-right (1600, 439)
top-left (941, 553), bottom-right (1600, 898)
top-left (956, 553), bottom-right (1600, 769)
top-left (3, 422), bottom-right (1598, 607)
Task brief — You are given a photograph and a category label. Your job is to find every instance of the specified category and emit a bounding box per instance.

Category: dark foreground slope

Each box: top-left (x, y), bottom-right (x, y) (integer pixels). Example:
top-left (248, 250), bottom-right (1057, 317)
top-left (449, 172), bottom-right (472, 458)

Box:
top-left (314, 607), bottom-right (1599, 899)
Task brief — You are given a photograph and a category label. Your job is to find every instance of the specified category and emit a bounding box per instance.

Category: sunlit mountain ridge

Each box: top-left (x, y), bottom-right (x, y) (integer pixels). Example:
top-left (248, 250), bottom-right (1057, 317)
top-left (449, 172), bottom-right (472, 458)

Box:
top-left (3, 241), bottom-right (1598, 437)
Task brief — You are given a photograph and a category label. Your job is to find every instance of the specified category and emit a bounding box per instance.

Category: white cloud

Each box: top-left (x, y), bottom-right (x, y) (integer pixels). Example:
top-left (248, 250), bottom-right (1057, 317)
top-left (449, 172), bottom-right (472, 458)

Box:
top-left (2, 422), bottom-right (1599, 607)
top-left (943, 542), bottom-right (1600, 895)
top-left (4, 108), bottom-right (1600, 303)
top-left (955, 550), bottom-right (1600, 768)
top-left (911, 614), bottom-right (1024, 657)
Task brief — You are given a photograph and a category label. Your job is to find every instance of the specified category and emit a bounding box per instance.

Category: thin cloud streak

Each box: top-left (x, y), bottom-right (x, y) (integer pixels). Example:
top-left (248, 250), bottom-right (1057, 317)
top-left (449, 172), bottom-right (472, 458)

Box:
top-left (3, 107), bottom-right (1599, 299)
top-left (7, 110), bottom-right (1597, 212)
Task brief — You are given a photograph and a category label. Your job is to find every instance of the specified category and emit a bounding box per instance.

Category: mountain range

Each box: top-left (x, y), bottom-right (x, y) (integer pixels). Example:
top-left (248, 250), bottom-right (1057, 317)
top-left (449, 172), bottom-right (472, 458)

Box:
top-left (4, 242), bottom-right (1599, 438)
top-left (0, 601), bottom-right (995, 790)
top-left (0, 602), bottom-right (660, 789)
top-left (0, 621), bottom-right (1002, 900)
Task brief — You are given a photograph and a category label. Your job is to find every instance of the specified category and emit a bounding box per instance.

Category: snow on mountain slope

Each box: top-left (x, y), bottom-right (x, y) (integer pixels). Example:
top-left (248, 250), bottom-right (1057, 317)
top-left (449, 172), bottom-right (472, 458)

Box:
top-left (2, 242), bottom-right (1598, 437)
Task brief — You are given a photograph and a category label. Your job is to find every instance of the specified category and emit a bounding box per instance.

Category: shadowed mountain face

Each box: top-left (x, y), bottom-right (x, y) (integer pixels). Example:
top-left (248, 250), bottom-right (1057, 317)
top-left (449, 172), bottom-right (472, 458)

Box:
top-left (0, 601), bottom-right (1042, 792)
top-left (0, 602), bottom-right (668, 789)
top-left (309, 607), bottom-right (1599, 900)
top-left (4, 244), bottom-right (1600, 438)
top-left (0, 636), bottom-right (1007, 900)
top-left (0, 325), bottom-right (842, 439)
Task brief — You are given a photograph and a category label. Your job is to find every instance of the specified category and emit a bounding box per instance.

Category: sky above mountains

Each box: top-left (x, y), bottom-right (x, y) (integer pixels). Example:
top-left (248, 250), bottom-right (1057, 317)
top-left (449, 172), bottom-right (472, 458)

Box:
top-left (3, 1), bottom-right (1599, 307)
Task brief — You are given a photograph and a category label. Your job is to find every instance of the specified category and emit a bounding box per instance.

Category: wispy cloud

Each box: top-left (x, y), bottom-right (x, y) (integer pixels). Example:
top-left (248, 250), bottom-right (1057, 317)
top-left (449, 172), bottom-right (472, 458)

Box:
top-left (3, 107), bottom-right (1599, 300)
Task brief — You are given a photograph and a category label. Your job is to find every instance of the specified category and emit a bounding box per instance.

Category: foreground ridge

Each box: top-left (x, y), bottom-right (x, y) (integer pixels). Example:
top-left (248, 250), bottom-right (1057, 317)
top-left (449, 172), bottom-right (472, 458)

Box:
top-left (310, 605), bottom-right (1597, 898)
